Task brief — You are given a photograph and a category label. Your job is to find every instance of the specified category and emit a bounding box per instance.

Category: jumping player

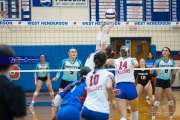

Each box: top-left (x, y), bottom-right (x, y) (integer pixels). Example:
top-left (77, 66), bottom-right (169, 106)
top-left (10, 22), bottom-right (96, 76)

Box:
top-left (151, 47), bottom-right (180, 120)
top-left (84, 22), bottom-right (114, 71)
top-left (81, 51), bottom-right (116, 120)
top-left (53, 48), bottom-right (82, 93)
top-left (29, 54), bottom-right (54, 107)
top-left (106, 46), bottom-right (139, 120)
top-left (135, 58), bottom-right (154, 103)
top-left (52, 67), bottom-right (91, 120)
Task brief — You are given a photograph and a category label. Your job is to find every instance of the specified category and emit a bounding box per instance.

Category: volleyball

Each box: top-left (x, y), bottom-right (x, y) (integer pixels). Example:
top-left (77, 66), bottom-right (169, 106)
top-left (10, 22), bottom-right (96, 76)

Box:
top-left (105, 9), bottom-right (116, 19)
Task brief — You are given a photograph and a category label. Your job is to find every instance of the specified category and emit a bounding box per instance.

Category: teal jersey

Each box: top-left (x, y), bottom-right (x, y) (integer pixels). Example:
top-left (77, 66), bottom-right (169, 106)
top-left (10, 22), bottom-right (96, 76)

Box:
top-left (154, 58), bottom-right (175, 80)
top-left (35, 62), bottom-right (50, 77)
top-left (56, 58), bottom-right (82, 81)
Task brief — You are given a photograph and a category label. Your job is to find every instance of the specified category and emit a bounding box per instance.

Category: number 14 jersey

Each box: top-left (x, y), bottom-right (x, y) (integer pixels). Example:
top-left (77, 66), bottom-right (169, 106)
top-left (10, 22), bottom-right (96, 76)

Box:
top-left (114, 57), bottom-right (136, 83)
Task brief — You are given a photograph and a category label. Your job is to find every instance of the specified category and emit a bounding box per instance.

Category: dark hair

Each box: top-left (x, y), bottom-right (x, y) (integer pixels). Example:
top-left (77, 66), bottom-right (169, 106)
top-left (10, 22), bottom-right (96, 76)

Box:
top-left (0, 44), bottom-right (15, 71)
top-left (39, 54), bottom-right (45, 58)
top-left (147, 52), bottom-right (154, 60)
top-left (105, 45), bottom-right (114, 59)
top-left (66, 67), bottom-right (91, 92)
top-left (93, 51), bottom-right (107, 74)
top-left (162, 47), bottom-right (171, 52)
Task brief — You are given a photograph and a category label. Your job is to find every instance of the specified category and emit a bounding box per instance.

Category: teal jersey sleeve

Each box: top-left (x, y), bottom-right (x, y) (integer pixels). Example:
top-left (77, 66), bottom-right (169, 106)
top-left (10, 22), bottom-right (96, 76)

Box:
top-left (154, 58), bottom-right (161, 67)
top-left (56, 59), bottom-right (67, 78)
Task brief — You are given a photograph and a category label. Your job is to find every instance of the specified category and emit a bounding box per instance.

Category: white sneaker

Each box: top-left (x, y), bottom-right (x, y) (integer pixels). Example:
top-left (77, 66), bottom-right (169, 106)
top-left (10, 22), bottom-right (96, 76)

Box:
top-left (146, 96), bottom-right (150, 100)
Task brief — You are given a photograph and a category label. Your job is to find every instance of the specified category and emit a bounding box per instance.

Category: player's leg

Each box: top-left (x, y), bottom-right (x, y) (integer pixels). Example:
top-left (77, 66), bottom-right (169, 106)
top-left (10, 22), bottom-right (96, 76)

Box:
top-left (29, 79), bottom-right (43, 107)
top-left (136, 83), bottom-right (143, 96)
top-left (115, 82), bottom-right (127, 119)
top-left (126, 100), bottom-right (131, 113)
top-left (127, 82), bottom-right (139, 120)
top-left (152, 87), bottom-right (163, 120)
top-left (45, 79), bottom-right (55, 105)
top-left (144, 82), bottom-right (154, 101)
top-left (152, 79), bottom-right (164, 120)
top-left (163, 79), bottom-right (174, 120)
top-left (116, 98), bottom-right (127, 119)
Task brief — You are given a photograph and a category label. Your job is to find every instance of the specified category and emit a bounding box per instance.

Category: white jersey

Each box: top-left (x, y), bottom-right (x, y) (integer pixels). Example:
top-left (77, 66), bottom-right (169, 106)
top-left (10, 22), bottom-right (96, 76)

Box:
top-left (84, 49), bottom-right (99, 71)
top-left (114, 57), bottom-right (136, 83)
top-left (84, 69), bottom-right (114, 113)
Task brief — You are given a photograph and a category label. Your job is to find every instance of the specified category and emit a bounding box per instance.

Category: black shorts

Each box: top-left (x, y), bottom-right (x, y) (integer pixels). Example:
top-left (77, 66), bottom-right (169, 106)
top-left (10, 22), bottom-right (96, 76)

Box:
top-left (138, 81), bottom-right (149, 88)
top-left (155, 78), bottom-right (171, 89)
top-left (38, 76), bottom-right (47, 82)
top-left (60, 79), bottom-right (73, 89)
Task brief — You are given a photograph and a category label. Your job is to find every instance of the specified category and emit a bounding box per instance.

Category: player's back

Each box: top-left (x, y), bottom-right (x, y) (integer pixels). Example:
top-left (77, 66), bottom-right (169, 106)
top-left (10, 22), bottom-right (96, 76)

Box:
top-left (114, 57), bottom-right (135, 83)
top-left (60, 81), bottom-right (86, 109)
top-left (84, 69), bottom-right (114, 113)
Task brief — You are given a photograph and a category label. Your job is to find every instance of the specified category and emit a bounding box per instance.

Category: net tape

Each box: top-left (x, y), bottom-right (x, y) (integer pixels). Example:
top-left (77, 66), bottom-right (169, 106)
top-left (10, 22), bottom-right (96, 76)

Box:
top-left (10, 67), bottom-right (180, 72)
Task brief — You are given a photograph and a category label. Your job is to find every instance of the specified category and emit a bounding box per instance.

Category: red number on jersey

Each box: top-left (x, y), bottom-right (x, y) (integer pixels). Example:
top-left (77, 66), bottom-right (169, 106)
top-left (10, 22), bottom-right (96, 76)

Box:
top-left (119, 61), bottom-right (127, 69)
top-left (89, 75), bottom-right (99, 86)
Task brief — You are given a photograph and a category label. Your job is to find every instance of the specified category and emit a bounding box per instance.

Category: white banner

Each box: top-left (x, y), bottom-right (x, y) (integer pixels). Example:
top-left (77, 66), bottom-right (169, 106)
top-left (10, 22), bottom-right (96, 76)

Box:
top-left (0, 21), bottom-right (180, 26)
top-left (53, 0), bottom-right (88, 7)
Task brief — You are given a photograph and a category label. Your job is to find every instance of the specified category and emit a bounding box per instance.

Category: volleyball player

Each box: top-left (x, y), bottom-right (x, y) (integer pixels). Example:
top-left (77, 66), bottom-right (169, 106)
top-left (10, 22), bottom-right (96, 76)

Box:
top-left (135, 58), bottom-right (154, 103)
top-left (29, 54), bottom-right (54, 107)
top-left (146, 52), bottom-right (156, 100)
top-left (53, 48), bottom-right (82, 93)
top-left (52, 67), bottom-right (91, 120)
top-left (81, 51), bottom-right (116, 120)
top-left (84, 22), bottom-right (114, 71)
top-left (106, 46), bottom-right (139, 120)
top-left (151, 47), bottom-right (180, 120)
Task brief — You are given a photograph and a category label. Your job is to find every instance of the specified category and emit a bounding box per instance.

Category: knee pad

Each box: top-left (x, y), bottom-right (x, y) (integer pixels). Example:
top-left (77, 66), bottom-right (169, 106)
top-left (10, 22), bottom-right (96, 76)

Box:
top-left (34, 91), bottom-right (39, 96)
top-left (50, 91), bottom-right (54, 96)
top-left (168, 100), bottom-right (173, 106)
top-left (153, 101), bottom-right (160, 107)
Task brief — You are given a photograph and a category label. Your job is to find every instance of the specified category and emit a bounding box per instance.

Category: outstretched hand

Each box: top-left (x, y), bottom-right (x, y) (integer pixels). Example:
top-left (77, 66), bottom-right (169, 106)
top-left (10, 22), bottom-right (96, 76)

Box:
top-left (108, 22), bottom-right (115, 29)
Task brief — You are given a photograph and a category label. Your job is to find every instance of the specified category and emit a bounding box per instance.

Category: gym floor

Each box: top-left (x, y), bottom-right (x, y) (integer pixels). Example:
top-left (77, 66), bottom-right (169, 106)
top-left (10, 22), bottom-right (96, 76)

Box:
top-left (25, 90), bottom-right (180, 120)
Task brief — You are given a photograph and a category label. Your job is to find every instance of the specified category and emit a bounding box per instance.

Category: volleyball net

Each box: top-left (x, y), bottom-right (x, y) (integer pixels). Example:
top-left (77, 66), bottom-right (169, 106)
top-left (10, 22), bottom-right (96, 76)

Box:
top-left (0, 21), bottom-right (180, 90)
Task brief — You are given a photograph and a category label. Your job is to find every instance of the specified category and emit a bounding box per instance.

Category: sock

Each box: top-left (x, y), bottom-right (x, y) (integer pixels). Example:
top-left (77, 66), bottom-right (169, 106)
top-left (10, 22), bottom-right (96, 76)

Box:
top-left (132, 111), bottom-right (138, 120)
top-left (127, 106), bottom-right (131, 109)
top-left (120, 118), bottom-right (127, 120)
top-left (152, 116), bottom-right (155, 120)
top-left (170, 116), bottom-right (173, 120)
top-left (32, 100), bottom-right (35, 104)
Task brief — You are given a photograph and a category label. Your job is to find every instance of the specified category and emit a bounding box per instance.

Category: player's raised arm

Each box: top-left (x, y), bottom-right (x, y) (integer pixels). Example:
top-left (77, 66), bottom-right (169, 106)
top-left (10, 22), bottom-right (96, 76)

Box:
top-left (96, 22), bottom-right (106, 50)
top-left (99, 23), bottom-right (114, 52)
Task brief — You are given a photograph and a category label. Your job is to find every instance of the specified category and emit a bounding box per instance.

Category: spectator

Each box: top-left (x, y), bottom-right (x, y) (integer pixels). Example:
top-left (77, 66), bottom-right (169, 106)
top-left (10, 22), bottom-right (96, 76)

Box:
top-left (0, 44), bottom-right (26, 120)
